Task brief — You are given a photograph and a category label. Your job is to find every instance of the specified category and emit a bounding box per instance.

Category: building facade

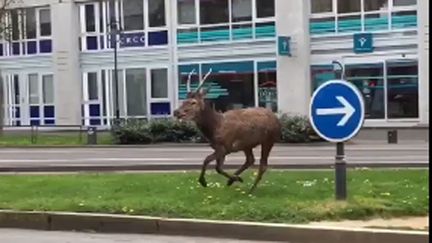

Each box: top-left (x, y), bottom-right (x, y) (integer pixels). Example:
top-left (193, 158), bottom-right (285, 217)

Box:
top-left (0, 0), bottom-right (428, 128)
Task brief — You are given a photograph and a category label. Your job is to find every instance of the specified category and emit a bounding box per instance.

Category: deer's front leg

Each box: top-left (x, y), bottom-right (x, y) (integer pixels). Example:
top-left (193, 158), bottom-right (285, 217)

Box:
top-left (198, 152), bottom-right (217, 187)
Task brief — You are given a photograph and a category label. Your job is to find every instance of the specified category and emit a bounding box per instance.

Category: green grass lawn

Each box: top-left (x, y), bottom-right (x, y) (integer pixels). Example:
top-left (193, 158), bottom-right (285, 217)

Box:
top-left (0, 132), bottom-right (113, 146)
top-left (0, 169), bottom-right (428, 224)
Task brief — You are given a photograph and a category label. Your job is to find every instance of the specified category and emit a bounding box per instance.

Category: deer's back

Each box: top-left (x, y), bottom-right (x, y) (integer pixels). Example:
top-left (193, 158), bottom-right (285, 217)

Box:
top-left (215, 107), bottom-right (281, 152)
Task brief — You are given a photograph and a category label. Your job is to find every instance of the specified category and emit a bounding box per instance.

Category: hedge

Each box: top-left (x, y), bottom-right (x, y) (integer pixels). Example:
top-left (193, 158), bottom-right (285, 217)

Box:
top-left (111, 113), bottom-right (323, 144)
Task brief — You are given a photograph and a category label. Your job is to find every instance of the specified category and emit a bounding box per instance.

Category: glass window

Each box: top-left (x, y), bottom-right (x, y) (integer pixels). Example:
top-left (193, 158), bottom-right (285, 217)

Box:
top-left (178, 0), bottom-right (196, 25)
top-left (202, 62), bottom-right (255, 112)
top-left (25, 9), bottom-right (36, 39)
top-left (125, 68), bottom-right (147, 116)
top-left (232, 0), bottom-right (252, 22)
top-left (123, 0), bottom-right (144, 31)
top-left (256, 0), bottom-right (275, 18)
top-left (111, 70), bottom-right (126, 116)
top-left (386, 60), bottom-right (418, 119)
top-left (42, 74), bottom-right (54, 104)
top-left (311, 0), bottom-right (333, 13)
top-left (11, 10), bottom-right (20, 41)
top-left (337, 0), bottom-right (361, 13)
top-left (87, 72), bottom-right (98, 100)
top-left (200, 0), bottom-right (229, 24)
top-left (364, 0), bottom-right (388, 11)
top-left (393, 0), bottom-right (416, 6)
top-left (149, 0), bottom-right (166, 27)
top-left (85, 4), bottom-right (96, 32)
top-left (28, 74), bottom-right (39, 104)
top-left (345, 63), bottom-right (385, 119)
top-left (258, 62), bottom-right (277, 112)
top-left (151, 69), bottom-right (168, 98)
top-left (39, 9), bottom-right (51, 36)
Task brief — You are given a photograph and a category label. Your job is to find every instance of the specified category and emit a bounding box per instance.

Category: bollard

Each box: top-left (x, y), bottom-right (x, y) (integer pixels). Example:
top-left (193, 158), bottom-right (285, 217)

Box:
top-left (388, 130), bottom-right (398, 144)
top-left (87, 127), bottom-right (97, 145)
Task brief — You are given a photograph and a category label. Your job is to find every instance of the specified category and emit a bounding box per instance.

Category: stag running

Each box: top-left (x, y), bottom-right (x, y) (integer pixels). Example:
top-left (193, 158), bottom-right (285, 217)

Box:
top-left (174, 70), bottom-right (281, 193)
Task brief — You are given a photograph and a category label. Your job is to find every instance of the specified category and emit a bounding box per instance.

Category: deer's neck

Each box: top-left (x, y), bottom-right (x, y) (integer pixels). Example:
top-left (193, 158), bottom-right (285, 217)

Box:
top-left (195, 104), bottom-right (222, 143)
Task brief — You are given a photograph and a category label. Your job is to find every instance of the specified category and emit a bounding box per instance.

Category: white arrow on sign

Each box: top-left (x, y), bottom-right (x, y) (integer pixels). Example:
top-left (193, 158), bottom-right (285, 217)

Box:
top-left (316, 96), bottom-right (355, 127)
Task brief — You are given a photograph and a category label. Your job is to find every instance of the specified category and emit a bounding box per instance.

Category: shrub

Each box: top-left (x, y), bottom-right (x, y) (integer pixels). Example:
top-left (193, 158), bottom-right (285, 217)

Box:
top-left (278, 113), bottom-right (323, 143)
top-left (111, 118), bottom-right (205, 144)
top-left (111, 113), bottom-right (323, 145)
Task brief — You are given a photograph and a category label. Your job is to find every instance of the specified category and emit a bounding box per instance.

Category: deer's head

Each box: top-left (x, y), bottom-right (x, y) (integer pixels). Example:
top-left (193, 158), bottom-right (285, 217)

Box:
top-left (174, 69), bottom-right (212, 121)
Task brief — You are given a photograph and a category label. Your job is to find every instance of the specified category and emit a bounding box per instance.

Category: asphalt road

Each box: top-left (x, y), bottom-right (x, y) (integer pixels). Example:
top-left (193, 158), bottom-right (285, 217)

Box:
top-left (0, 144), bottom-right (428, 172)
top-left (0, 229), bottom-right (277, 243)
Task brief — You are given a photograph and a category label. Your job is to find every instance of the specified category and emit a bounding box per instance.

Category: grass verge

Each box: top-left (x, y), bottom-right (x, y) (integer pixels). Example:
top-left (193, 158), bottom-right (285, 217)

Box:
top-left (0, 169), bottom-right (428, 224)
top-left (0, 132), bottom-right (113, 146)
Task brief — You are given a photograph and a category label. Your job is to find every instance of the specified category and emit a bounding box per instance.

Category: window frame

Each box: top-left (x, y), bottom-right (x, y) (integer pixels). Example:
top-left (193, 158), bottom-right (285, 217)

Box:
top-left (176, 0), bottom-right (275, 44)
top-left (309, 0), bottom-right (418, 35)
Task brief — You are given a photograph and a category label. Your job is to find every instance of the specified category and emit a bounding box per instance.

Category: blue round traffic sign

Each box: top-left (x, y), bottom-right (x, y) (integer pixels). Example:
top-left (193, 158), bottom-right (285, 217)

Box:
top-left (309, 80), bottom-right (365, 143)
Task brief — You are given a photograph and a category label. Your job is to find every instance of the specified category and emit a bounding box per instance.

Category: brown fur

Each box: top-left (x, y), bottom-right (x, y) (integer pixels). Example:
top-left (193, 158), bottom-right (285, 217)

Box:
top-left (174, 90), bottom-right (281, 193)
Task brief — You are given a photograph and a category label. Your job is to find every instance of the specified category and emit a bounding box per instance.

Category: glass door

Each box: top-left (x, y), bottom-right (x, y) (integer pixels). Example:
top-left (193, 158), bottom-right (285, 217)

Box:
top-left (2, 74), bottom-right (29, 126)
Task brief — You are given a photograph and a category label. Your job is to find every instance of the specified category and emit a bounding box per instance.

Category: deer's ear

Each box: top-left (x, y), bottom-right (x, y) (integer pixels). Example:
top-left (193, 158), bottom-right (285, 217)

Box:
top-left (187, 92), bottom-right (195, 98)
top-left (198, 88), bottom-right (208, 97)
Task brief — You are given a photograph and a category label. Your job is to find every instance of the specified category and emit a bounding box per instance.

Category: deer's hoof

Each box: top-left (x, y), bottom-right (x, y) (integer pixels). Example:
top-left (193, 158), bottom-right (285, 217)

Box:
top-left (198, 177), bottom-right (207, 187)
top-left (227, 176), bottom-right (243, 186)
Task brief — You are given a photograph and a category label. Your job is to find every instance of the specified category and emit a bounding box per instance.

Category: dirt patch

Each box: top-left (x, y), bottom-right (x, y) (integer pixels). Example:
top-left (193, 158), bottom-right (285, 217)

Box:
top-left (309, 216), bottom-right (429, 231)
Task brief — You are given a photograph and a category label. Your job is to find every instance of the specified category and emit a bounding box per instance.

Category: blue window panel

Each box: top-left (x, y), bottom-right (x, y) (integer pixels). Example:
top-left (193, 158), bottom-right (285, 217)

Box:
top-left (149, 31), bottom-right (168, 46)
top-left (364, 16), bottom-right (389, 31)
top-left (39, 40), bottom-right (52, 53)
top-left (14, 106), bottom-right (20, 118)
top-left (391, 14), bottom-right (417, 29)
top-left (30, 106), bottom-right (40, 118)
top-left (44, 119), bottom-right (55, 125)
top-left (12, 42), bottom-right (20, 55)
top-left (27, 41), bottom-right (37, 54)
top-left (232, 26), bottom-right (253, 40)
top-left (258, 61), bottom-right (276, 72)
top-left (255, 22), bottom-right (276, 38)
top-left (151, 102), bottom-right (171, 116)
top-left (338, 18), bottom-right (362, 33)
top-left (202, 61), bottom-right (254, 74)
top-left (90, 119), bottom-right (101, 125)
top-left (30, 120), bottom-right (40, 126)
top-left (120, 32), bottom-right (146, 48)
top-left (310, 21), bottom-right (336, 34)
top-left (0, 43), bottom-right (3, 56)
top-left (177, 30), bottom-right (199, 44)
top-left (44, 106), bottom-right (55, 118)
top-left (200, 27), bottom-right (230, 42)
top-left (86, 36), bottom-right (98, 50)
top-left (89, 104), bottom-right (100, 117)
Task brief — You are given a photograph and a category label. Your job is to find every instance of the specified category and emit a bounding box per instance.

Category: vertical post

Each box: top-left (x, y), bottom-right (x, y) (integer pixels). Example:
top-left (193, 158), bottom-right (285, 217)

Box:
top-left (335, 142), bottom-right (347, 200)
top-left (113, 23), bottom-right (120, 122)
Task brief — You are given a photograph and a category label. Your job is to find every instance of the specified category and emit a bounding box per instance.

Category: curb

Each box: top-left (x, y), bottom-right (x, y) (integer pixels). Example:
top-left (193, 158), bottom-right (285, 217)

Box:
top-left (0, 142), bottom-right (333, 149)
top-left (0, 211), bottom-right (428, 243)
top-left (0, 162), bottom-right (428, 173)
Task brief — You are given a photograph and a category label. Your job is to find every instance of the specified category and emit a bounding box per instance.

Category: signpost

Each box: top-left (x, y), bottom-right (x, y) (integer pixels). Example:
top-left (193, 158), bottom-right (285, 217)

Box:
top-left (278, 36), bottom-right (291, 56)
top-left (309, 80), bottom-right (365, 200)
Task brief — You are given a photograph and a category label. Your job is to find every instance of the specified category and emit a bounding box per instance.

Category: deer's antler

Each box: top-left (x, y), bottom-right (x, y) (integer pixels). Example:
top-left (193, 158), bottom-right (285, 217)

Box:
top-left (186, 69), bottom-right (195, 93)
top-left (195, 68), bottom-right (212, 93)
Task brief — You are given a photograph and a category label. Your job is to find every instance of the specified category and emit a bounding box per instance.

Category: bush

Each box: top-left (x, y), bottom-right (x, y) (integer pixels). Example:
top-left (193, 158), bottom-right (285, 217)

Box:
top-left (111, 118), bottom-right (205, 144)
top-left (111, 113), bottom-right (323, 145)
top-left (278, 113), bottom-right (323, 143)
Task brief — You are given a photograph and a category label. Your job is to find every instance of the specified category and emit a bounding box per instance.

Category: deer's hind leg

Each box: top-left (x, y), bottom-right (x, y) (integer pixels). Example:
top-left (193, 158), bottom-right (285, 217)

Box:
top-left (249, 141), bottom-right (274, 194)
top-left (227, 148), bottom-right (254, 186)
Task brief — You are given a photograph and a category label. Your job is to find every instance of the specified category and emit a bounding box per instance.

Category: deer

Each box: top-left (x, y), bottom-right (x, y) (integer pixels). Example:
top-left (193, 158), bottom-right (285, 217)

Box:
top-left (173, 69), bottom-right (282, 193)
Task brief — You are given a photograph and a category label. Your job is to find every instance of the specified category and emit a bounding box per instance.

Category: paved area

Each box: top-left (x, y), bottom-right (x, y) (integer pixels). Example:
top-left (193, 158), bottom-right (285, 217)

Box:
top-left (0, 229), bottom-right (277, 243)
top-left (0, 144), bottom-right (428, 172)
top-left (309, 216), bottom-right (429, 231)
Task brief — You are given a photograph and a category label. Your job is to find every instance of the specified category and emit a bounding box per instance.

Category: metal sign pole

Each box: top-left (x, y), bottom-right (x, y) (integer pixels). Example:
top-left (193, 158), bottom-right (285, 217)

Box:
top-left (335, 142), bottom-right (347, 200)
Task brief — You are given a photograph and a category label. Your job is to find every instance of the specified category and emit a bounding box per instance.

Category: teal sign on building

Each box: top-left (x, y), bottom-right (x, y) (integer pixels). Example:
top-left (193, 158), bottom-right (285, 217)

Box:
top-left (353, 33), bottom-right (374, 53)
top-left (278, 36), bottom-right (291, 56)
